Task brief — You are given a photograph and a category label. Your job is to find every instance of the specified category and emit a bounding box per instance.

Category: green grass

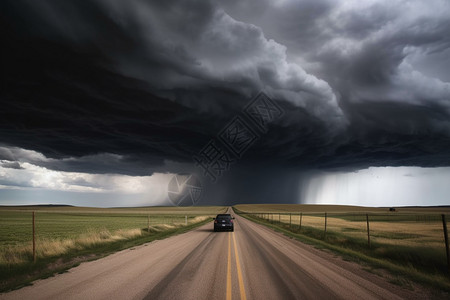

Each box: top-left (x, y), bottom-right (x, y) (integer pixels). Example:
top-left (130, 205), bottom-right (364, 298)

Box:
top-left (369, 232), bottom-right (425, 239)
top-left (0, 212), bottom-right (199, 246)
top-left (234, 205), bottom-right (450, 294)
top-left (0, 206), bottom-right (226, 246)
top-left (0, 206), bottom-right (227, 292)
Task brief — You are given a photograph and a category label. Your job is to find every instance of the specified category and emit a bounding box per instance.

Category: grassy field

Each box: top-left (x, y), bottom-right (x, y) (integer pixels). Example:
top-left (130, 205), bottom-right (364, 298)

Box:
top-left (0, 205), bottom-right (227, 292)
top-left (234, 203), bottom-right (450, 214)
top-left (234, 204), bottom-right (450, 292)
top-left (0, 206), bottom-right (225, 245)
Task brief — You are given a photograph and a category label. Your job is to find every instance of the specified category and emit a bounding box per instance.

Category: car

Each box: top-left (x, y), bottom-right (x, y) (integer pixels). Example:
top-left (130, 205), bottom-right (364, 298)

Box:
top-left (213, 214), bottom-right (234, 232)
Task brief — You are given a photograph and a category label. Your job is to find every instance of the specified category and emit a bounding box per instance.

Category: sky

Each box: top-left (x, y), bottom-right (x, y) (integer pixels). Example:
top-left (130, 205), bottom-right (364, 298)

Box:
top-left (1, 0), bottom-right (450, 207)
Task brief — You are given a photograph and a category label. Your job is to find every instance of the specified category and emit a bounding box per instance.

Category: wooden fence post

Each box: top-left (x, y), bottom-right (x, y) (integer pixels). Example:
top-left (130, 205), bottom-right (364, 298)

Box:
top-left (32, 211), bottom-right (36, 262)
top-left (366, 214), bottom-right (371, 248)
top-left (185, 215), bottom-right (188, 226)
top-left (147, 215), bottom-right (150, 232)
top-left (442, 214), bottom-right (450, 272)
top-left (324, 213), bottom-right (327, 238)
top-left (299, 213), bottom-right (302, 230)
top-left (289, 213), bottom-right (292, 229)
top-left (279, 213), bottom-right (281, 224)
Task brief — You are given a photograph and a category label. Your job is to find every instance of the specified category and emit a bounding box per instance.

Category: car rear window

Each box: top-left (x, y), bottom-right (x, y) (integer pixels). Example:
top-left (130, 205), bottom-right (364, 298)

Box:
top-left (216, 215), bottom-right (231, 220)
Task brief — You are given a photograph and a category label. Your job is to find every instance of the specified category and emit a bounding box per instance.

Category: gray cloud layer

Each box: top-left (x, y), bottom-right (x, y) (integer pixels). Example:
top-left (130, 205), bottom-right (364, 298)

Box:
top-left (1, 0), bottom-right (450, 180)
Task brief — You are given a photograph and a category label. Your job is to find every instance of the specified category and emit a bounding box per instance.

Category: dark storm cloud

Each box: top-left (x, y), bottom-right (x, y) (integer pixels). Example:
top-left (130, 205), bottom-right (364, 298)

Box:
top-left (0, 161), bottom-right (23, 170)
top-left (218, 0), bottom-right (450, 166)
top-left (220, 0), bottom-right (450, 98)
top-left (1, 0), bottom-right (450, 183)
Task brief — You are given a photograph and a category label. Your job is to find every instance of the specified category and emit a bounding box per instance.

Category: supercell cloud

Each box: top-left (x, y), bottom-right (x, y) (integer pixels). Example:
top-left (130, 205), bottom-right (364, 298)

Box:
top-left (1, 0), bottom-right (450, 205)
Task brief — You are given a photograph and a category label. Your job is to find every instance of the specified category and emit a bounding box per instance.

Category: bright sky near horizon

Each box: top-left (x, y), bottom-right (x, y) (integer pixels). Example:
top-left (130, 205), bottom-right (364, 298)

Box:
top-left (1, 151), bottom-right (449, 207)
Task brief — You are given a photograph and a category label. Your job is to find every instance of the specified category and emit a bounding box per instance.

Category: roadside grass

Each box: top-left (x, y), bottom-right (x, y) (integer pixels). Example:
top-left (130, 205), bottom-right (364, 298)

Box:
top-left (0, 206), bottom-right (226, 292)
top-left (233, 205), bottom-right (450, 294)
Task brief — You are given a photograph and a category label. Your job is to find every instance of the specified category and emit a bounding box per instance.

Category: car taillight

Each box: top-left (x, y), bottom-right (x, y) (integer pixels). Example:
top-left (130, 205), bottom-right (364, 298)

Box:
top-left (214, 220), bottom-right (217, 223)
top-left (230, 220), bottom-right (233, 223)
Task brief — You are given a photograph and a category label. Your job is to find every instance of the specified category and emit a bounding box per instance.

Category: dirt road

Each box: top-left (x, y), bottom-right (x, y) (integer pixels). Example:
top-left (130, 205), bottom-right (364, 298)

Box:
top-left (0, 209), bottom-right (429, 299)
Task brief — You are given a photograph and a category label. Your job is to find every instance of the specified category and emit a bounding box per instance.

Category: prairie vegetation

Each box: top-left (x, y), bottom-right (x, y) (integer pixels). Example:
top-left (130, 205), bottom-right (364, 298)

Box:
top-left (0, 206), bottom-right (226, 291)
top-left (234, 204), bottom-right (450, 292)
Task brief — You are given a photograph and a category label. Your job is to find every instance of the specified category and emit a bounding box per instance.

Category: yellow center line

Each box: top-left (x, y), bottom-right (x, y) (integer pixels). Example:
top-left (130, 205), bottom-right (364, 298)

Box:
top-left (226, 233), bottom-right (232, 300)
top-left (232, 232), bottom-right (247, 300)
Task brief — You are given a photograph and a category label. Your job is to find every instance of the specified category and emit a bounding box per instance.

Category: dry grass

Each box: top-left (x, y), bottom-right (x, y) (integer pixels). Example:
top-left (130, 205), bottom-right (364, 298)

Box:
top-left (0, 212), bottom-right (212, 266)
top-left (189, 216), bottom-right (209, 223)
top-left (259, 213), bottom-right (446, 249)
top-left (241, 212), bottom-right (450, 293)
top-left (237, 204), bottom-right (450, 293)
top-left (0, 228), bottom-right (143, 265)
top-left (235, 204), bottom-right (388, 213)
top-left (0, 210), bottom-right (214, 293)
top-left (0, 216), bottom-right (211, 266)
top-left (235, 203), bottom-right (450, 214)
top-left (244, 206), bottom-right (450, 291)
top-left (149, 216), bottom-right (209, 231)
top-left (237, 204), bottom-right (448, 251)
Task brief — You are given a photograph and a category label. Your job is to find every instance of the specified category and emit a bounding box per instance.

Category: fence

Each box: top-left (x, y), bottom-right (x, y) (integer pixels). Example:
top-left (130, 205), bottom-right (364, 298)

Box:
top-left (242, 211), bottom-right (450, 274)
top-left (0, 210), bottom-right (211, 264)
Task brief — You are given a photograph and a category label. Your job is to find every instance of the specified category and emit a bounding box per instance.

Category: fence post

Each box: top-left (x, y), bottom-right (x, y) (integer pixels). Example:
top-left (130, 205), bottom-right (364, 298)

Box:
top-left (32, 211), bottom-right (36, 262)
top-left (366, 214), bottom-right (371, 248)
top-left (299, 212), bottom-right (302, 231)
top-left (324, 213), bottom-right (327, 238)
top-left (442, 214), bottom-right (450, 272)
top-left (289, 213), bottom-right (292, 229)
top-left (185, 215), bottom-right (188, 226)
top-left (279, 213), bottom-right (281, 224)
top-left (147, 215), bottom-right (150, 232)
